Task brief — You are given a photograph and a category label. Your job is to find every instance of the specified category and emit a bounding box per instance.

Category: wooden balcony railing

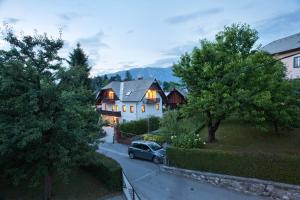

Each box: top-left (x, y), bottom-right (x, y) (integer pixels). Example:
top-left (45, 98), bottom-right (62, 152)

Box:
top-left (143, 98), bottom-right (160, 104)
top-left (97, 109), bottom-right (121, 117)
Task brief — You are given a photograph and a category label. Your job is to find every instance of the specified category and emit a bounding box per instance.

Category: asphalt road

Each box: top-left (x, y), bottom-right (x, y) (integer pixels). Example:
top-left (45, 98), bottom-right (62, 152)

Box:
top-left (98, 142), bottom-right (267, 200)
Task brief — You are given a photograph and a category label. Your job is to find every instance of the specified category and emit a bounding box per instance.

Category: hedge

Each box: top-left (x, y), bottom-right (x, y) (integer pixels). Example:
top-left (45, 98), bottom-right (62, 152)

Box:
top-left (143, 134), bottom-right (168, 144)
top-left (167, 147), bottom-right (300, 185)
top-left (119, 116), bottom-right (160, 135)
top-left (81, 152), bottom-right (122, 191)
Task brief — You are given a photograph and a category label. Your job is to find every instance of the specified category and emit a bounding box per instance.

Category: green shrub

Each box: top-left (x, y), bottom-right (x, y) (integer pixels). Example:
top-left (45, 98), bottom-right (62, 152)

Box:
top-left (81, 152), bottom-right (122, 191)
top-left (167, 147), bottom-right (300, 185)
top-left (171, 133), bottom-right (205, 149)
top-left (143, 134), bottom-right (168, 144)
top-left (119, 116), bottom-right (160, 135)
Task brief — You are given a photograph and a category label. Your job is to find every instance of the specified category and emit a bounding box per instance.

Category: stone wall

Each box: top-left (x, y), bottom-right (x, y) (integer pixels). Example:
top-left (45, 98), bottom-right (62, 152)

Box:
top-left (161, 166), bottom-right (300, 200)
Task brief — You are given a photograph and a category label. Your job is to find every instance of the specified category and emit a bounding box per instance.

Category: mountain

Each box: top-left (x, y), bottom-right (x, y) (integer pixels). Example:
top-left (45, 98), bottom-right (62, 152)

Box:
top-left (106, 67), bottom-right (180, 82)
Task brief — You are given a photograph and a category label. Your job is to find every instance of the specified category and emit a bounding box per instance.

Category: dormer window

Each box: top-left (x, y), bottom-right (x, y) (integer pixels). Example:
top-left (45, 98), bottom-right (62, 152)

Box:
top-left (108, 91), bottom-right (114, 99)
top-left (146, 90), bottom-right (156, 99)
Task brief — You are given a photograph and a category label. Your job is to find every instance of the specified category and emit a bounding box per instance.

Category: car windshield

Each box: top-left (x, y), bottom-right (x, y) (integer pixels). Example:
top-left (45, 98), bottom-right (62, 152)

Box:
top-left (148, 143), bottom-right (162, 151)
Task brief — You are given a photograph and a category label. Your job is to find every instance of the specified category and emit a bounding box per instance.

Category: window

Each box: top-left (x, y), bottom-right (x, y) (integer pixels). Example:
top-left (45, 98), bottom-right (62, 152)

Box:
top-left (104, 104), bottom-right (107, 110)
top-left (122, 105), bottom-right (126, 112)
top-left (130, 105), bottom-right (134, 113)
top-left (294, 56), bottom-right (300, 68)
top-left (146, 90), bottom-right (156, 99)
top-left (141, 105), bottom-right (145, 113)
top-left (155, 103), bottom-right (160, 111)
top-left (115, 105), bottom-right (118, 112)
top-left (108, 91), bottom-right (114, 99)
top-left (112, 105), bottom-right (114, 111)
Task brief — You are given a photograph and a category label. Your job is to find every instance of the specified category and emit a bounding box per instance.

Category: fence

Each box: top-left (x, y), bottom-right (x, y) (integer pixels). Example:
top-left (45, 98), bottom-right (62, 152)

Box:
top-left (122, 172), bottom-right (142, 200)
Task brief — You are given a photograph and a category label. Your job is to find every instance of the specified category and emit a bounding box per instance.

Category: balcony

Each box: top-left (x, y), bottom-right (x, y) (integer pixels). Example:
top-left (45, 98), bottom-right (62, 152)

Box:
top-left (97, 109), bottom-right (121, 117)
top-left (102, 98), bottom-right (115, 104)
top-left (143, 98), bottom-right (160, 104)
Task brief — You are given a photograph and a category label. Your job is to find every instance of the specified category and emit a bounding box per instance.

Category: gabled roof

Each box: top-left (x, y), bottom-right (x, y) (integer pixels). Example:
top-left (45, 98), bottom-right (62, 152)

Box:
top-left (98, 79), bottom-right (166, 102)
top-left (262, 32), bottom-right (300, 55)
top-left (166, 88), bottom-right (188, 98)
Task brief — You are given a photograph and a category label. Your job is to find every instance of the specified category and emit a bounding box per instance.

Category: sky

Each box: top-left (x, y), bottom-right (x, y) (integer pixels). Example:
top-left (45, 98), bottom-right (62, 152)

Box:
top-left (0, 0), bottom-right (300, 76)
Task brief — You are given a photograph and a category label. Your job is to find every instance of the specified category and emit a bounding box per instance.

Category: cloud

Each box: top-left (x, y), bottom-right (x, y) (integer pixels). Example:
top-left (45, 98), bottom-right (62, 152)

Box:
top-left (76, 31), bottom-right (109, 69)
top-left (162, 42), bottom-right (198, 57)
top-left (78, 31), bottom-right (108, 49)
top-left (58, 12), bottom-right (80, 22)
top-left (145, 57), bottom-right (178, 68)
top-left (166, 8), bottom-right (223, 24)
top-left (2, 17), bottom-right (21, 24)
top-left (256, 8), bottom-right (300, 40)
top-left (126, 29), bottom-right (134, 34)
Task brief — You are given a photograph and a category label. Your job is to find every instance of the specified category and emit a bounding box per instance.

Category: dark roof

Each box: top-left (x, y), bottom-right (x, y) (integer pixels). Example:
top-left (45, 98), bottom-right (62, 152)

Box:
top-left (262, 32), bottom-right (300, 54)
top-left (100, 79), bottom-right (163, 102)
top-left (166, 88), bottom-right (188, 97)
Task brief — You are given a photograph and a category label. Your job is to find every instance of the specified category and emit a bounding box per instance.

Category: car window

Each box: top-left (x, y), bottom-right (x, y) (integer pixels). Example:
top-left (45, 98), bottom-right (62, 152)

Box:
top-left (140, 144), bottom-right (150, 151)
top-left (148, 143), bottom-right (162, 151)
top-left (132, 143), bottom-right (141, 149)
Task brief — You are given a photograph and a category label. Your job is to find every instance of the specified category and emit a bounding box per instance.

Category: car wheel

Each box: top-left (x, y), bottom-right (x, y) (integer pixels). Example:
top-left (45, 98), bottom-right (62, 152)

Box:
top-left (153, 156), bottom-right (160, 164)
top-left (129, 152), bottom-right (135, 159)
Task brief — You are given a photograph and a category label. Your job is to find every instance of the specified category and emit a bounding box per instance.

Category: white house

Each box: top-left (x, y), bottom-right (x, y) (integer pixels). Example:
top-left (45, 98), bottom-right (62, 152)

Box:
top-left (96, 79), bottom-right (167, 124)
top-left (262, 32), bottom-right (300, 79)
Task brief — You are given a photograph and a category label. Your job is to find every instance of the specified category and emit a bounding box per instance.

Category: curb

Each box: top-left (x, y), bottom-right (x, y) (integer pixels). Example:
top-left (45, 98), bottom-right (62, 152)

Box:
top-left (161, 165), bottom-right (300, 200)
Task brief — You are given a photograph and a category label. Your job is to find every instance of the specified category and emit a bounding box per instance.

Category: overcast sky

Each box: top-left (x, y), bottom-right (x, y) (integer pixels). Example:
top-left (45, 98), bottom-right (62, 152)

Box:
top-left (0, 0), bottom-right (300, 76)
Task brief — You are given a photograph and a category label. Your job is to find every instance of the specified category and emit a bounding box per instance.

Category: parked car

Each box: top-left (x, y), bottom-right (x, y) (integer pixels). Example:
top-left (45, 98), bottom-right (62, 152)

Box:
top-left (128, 140), bottom-right (166, 164)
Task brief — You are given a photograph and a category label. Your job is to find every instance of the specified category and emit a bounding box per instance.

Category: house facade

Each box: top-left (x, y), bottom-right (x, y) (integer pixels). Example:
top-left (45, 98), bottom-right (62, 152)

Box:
top-left (96, 79), bottom-right (167, 124)
top-left (263, 32), bottom-right (300, 79)
top-left (165, 88), bottom-right (187, 109)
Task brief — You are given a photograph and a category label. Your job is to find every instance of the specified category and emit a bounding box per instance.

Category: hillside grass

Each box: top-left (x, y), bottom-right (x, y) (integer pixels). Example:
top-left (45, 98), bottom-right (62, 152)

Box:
top-left (199, 120), bottom-right (300, 155)
top-left (0, 168), bottom-right (117, 200)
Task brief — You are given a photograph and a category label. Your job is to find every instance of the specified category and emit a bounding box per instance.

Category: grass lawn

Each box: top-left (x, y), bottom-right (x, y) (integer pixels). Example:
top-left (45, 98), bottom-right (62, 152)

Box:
top-left (199, 120), bottom-right (300, 155)
top-left (0, 168), bottom-right (120, 200)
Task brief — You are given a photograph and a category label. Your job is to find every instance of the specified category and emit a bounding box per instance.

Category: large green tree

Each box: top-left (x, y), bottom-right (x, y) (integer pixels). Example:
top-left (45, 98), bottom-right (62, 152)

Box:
top-left (0, 32), bottom-right (99, 199)
top-left (174, 24), bottom-right (299, 142)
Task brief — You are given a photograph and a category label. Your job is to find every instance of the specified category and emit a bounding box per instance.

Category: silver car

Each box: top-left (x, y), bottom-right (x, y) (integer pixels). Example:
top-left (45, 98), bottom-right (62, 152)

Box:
top-left (128, 141), bottom-right (166, 164)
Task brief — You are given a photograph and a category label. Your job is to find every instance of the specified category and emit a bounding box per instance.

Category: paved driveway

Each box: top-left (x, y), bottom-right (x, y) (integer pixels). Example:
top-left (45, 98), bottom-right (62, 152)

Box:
top-left (98, 143), bottom-right (267, 200)
top-left (101, 126), bottom-right (114, 143)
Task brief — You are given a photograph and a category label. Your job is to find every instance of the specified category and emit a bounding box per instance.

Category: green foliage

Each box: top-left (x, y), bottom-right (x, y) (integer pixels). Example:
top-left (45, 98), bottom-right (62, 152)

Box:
top-left (0, 31), bottom-right (100, 198)
top-left (173, 23), bottom-right (300, 141)
top-left (143, 134), bottom-right (168, 144)
top-left (162, 81), bottom-right (183, 92)
top-left (167, 147), bottom-right (300, 185)
top-left (159, 109), bottom-right (205, 136)
top-left (80, 152), bottom-right (122, 191)
top-left (124, 71), bottom-right (133, 81)
top-left (170, 133), bottom-right (205, 149)
top-left (119, 117), bottom-right (160, 135)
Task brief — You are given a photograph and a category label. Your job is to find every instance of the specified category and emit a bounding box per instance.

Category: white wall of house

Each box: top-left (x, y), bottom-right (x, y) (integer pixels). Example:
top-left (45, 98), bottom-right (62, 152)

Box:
top-left (279, 53), bottom-right (300, 79)
top-left (101, 90), bottom-right (164, 123)
top-left (136, 93), bottom-right (163, 119)
top-left (119, 101), bottom-right (138, 123)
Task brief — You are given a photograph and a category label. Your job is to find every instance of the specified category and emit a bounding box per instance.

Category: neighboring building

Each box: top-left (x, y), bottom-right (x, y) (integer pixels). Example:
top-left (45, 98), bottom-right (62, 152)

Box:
top-left (165, 88), bottom-right (187, 109)
top-left (262, 32), bottom-right (300, 79)
top-left (96, 79), bottom-right (167, 124)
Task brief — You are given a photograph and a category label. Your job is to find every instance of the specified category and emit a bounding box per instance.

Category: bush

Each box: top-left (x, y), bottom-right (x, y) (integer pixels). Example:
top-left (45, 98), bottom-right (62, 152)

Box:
top-left (143, 134), bottom-right (168, 144)
top-left (119, 116), bottom-right (160, 135)
top-left (171, 133), bottom-right (205, 149)
top-left (167, 147), bottom-right (300, 185)
top-left (81, 152), bottom-right (122, 191)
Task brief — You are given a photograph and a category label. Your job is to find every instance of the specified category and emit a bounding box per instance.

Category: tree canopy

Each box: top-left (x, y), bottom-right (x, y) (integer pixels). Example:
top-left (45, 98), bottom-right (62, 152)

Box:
top-left (0, 32), bottom-right (100, 199)
top-left (173, 23), bottom-right (299, 142)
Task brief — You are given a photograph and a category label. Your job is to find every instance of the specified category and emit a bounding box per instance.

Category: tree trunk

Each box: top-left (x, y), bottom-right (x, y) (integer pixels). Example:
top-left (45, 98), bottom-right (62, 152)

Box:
top-left (207, 119), bottom-right (221, 143)
top-left (44, 169), bottom-right (53, 200)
